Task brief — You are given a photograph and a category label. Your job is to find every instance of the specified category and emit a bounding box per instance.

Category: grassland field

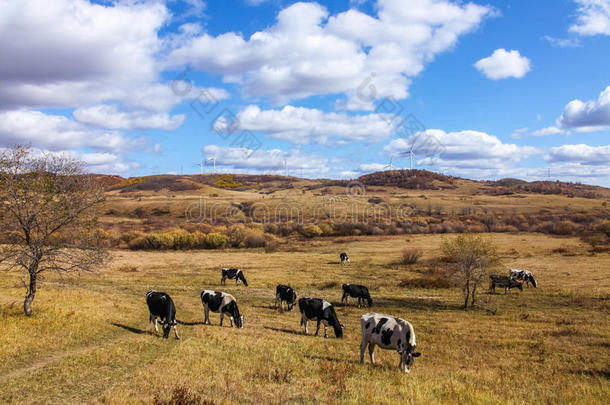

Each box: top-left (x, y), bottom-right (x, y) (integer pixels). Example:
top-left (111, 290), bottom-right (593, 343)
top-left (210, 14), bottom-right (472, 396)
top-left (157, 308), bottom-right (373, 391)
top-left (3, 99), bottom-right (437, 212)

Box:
top-left (0, 232), bottom-right (608, 404)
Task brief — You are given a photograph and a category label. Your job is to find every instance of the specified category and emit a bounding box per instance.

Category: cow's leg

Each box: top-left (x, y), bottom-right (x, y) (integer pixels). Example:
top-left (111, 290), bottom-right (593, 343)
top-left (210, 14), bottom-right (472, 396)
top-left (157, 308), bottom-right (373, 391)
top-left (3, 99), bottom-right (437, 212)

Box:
top-left (315, 319), bottom-right (321, 336)
top-left (303, 317), bottom-right (309, 335)
top-left (357, 297), bottom-right (362, 308)
top-left (368, 343), bottom-right (376, 365)
top-left (173, 323), bottom-right (180, 339)
top-left (323, 325), bottom-right (328, 338)
top-left (360, 339), bottom-right (368, 364)
top-left (204, 306), bottom-right (210, 325)
top-left (342, 292), bottom-right (348, 305)
top-left (221, 276), bottom-right (226, 285)
top-left (229, 315), bottom-right (234, 327)
top-left (274, 294), bottom-right (279, 309)
top-left (220, 312), bottom-right (224, 326)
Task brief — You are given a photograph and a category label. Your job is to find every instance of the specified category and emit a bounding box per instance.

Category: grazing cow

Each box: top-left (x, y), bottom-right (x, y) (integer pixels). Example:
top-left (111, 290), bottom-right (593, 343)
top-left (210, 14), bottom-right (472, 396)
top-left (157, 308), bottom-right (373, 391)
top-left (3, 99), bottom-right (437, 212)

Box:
top-left (509, 269), bottom-right (538, 288)
top-left (489, 275), bottom-right (523, 294)
top-left (275, 284), bottom-right (297, 311)
top-left (298, 297), bottom-right (343, 338)
top-left (221, 268), bottom-right (248, 286)
top-left (200, 290), bottom-right (243, 328)
top-left (341, 284), bottom-right (373, 308)
top-left (339, 252), bottom-right (350, 265)
top-left (360, 313), bottom-right (421, 373)
top-left (145, 290), bottom-right (180, 339)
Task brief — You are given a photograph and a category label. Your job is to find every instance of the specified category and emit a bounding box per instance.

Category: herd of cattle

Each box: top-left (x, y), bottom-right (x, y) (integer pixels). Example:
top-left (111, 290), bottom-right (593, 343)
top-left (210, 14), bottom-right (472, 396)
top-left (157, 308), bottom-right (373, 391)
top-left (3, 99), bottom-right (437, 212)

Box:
top-left (145, 252), bottom-right (537, 373)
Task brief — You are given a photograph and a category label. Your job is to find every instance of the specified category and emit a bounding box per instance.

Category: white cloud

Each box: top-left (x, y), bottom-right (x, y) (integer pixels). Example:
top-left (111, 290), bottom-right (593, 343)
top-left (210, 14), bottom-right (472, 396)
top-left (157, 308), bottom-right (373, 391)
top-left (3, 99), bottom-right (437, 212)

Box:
top-left (546, 144), bottom-right (610, 165)
top-left (212, 105), bottom-right (393, 144)
top-left (474, 49), bottom-right (531, 80)
top-left (384, 129), bottom-right (538, 170)
top-left (557, 85), bottom-right (610, 130)
top-left (167, 0), bottom-right (493, 107)
top-left (202, 145), bottom-right (329, 177)
top-left (0, 110), bottom-right (142, 152)
top-left (0, 0), bottom-right (171, 111)
top-left (531, 126), bottom-right (565, 136)
top-left (73, 105), bottom-right (185, 131)
top-left (570, 0), bottom-right (610, 36)
top-left (359, 163), bottom-right (387, 172)
top-left (541, 35), bottom-right (581, 47)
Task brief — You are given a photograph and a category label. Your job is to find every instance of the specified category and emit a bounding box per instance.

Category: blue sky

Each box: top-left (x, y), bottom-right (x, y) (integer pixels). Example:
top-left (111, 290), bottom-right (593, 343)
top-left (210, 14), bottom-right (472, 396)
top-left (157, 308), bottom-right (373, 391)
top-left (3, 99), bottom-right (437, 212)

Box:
top-left (1, 0), bottom-right (609, 185)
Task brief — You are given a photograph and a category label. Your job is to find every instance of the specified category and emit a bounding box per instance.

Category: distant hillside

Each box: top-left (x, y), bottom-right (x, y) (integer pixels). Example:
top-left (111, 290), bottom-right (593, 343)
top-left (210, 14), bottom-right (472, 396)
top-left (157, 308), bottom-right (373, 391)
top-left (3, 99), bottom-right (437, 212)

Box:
top-left (357, 169), bottom-right (456, 190)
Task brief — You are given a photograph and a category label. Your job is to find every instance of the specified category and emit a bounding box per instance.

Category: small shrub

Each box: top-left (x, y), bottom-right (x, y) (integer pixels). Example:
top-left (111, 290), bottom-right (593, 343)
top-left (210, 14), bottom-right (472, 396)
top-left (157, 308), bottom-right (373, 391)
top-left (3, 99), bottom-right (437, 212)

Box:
top-left (553, 220), bottom-right (576, 235)
top-left (205, 232), bottom-right (227, 249)
top-left (243, 229), bottom-right (266, 248)
top-left (300, 224), bottom-right (323, 238)
top-left (400, 248), bottom-right (422, 265)
top-left (152, 384), bottom-right (215, 405)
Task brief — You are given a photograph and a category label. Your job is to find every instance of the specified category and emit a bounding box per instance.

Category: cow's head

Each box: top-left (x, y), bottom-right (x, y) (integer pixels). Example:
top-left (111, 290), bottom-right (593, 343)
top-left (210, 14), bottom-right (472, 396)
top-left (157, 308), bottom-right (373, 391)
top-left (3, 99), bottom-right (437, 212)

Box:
top-left (239, 272), bottom-right (248, 287)
top-left (529, 275), bottom-right (538, 288)
top-left (287, 291), bottom-right (297, 311)
top-left (234, 315), bottom-right (244, 328)
top-left (162, 321), bottom-right (171, 339)
top-left (398, 345), bottom-right (421, 373)
top-left (334, 323), bottom-right (344, 339)
top-left (367, 297), bottom-right (373, 307)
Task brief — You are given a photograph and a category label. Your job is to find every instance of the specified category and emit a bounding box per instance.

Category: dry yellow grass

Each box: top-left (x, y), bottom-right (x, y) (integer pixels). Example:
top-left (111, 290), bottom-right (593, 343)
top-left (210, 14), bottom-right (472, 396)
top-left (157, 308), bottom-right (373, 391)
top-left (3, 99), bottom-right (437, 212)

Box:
top-left (0, 233), bottom-right (609, 404)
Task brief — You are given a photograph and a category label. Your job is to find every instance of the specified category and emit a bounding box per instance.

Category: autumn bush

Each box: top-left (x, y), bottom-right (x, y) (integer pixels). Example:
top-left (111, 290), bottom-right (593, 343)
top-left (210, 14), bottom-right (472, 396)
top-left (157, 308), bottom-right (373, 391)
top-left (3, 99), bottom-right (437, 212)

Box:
top-left (400, 248), bottom-right (422, 265)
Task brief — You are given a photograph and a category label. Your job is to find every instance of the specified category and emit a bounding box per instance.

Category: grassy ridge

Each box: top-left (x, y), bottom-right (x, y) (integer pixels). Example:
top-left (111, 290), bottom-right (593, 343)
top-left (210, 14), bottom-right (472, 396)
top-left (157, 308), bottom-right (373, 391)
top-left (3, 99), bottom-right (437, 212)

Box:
top-left (0, 233), bottom-right (609, 403)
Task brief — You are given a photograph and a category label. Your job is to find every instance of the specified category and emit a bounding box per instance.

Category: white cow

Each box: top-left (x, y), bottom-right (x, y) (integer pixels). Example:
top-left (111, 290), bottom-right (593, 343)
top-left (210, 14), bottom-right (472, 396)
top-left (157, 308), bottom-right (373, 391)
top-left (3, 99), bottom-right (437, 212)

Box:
top-left (360, 313), bottom-right (421, 373)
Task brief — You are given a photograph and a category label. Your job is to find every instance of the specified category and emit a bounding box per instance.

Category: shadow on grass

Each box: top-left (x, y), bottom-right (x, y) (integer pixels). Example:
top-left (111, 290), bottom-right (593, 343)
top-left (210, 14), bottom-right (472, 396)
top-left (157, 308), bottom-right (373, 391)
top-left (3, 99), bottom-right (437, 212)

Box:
top-left (571, 368), bottom-right (610, 379)
top-left (111, 322), bottom-right (148, 335)
top-left (303, 354), bottom-right (361, 365)
top-left (375, 296), bottom-right (457, 311)
top-left (263, 326), bottom-right (303, 335)
top-left (176, 319), bottom-right (205, 326)
top-left (326, 261), bottom-right (342, 265)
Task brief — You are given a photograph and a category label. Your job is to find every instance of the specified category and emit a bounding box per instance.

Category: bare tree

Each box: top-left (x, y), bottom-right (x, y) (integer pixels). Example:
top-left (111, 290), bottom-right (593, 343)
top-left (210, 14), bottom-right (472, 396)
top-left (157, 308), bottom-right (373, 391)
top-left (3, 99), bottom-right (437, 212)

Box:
top-left (441, 234), bottom-right (498, 309)
top-left (0, 146), bottom-right (108, 316)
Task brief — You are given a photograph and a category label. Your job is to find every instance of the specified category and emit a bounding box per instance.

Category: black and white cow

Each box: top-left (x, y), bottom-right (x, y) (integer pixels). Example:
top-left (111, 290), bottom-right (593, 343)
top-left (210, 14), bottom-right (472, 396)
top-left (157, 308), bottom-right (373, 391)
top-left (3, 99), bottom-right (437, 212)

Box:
top-left (509, 269), bottom-right (538, 288)
top-left (360, 313), bottom-right (421, 373)
top-left (489, 275), bottom-right (523, 294)
top-left (145, 290), bottom-right (180, 339)
top-left (339, 252), bottom-right (350, 265)
top-left (200, 290), bottom-right (243, 328)
top-left (275, 284), bottom-right (297, 312)
top-left (341, 284), bottom-right (373, 308)
top-left (298, 297), bottom-right (343, 338)
top-left (221, 268), bottom-right (248, 286)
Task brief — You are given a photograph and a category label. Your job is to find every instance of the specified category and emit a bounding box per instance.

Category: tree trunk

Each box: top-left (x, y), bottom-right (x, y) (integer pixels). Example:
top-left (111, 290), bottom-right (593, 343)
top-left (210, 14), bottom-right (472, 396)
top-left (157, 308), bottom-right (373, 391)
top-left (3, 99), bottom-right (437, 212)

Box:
top-left (463, 279), bottom-right (470, 309)
top-left (24, 270), bottom-right (37, 317)
top-left (470, 284), bottom-right (477, 308)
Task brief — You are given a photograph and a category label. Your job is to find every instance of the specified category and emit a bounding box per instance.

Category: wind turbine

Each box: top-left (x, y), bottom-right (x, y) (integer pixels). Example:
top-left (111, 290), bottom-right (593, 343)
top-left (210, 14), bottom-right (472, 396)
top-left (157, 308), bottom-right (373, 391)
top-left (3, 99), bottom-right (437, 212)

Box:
top-left (193, 159), bottom-right (204, 175)
top-left (282, 159), bottom-right (288, 176)
top-left (384, 157), bottom-right (396, 171)
top-left (402, 144), bottom-right (416, 170)
top-left (206, 156), bottom-right (216, 174)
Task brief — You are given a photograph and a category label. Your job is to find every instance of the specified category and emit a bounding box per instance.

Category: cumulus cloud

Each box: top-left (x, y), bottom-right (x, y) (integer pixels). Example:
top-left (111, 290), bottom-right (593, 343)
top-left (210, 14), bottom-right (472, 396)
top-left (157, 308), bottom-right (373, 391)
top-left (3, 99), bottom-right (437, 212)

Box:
top-left (531, 126), bottom-right (565, 136)
top-left (212, 105), bottom-right (393, 144)
top-left (546, 144), bottom-right (610, 165)
top-left (359, 163), bottom-right (387, 172)
top-left (570, 0), bottom-right (610, 36)
top-left (0, 0), bottom-right (171, 111)
top-left (384, 129), bottom-right (538, 170)
top-left (73, 105), bottom-right (185, 131)
top-left (167, 0), bottom-right (493, 107)
top-left (202, 145), bottom-right (329, 177)
top-left (557, 85), bottom-right (610, 130)
top-left (474, 49), bottom-right (531, 80)
top-left (0, 110), bottom-right (143, 152)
